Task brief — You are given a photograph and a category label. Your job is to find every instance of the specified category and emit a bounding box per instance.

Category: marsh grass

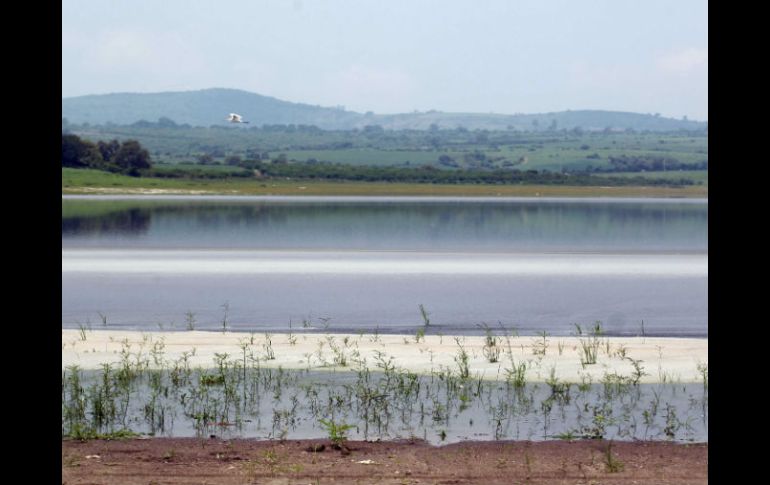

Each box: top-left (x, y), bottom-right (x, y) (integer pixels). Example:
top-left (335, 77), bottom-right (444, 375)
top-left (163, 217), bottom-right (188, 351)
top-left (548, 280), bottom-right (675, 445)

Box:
top-left (287, 321), bottom-right (298, 346)
top-left (696, 362), bottom-right (708, 390)
top-left (574, 322), bottom-right (605, 367)
top-left (220, 302), bottom-right (230, 333)
top-left (263, 334), bottom-right (275, 360)
top-left (532, 331), bottom-right (548, 357)
top-left (418, 304), bottom-right (431, 327)
top-left (501, 329), bottom-right (528, 388)
top-left (185, 311), bottom-right (196, 331)
top-left (453, 337), bottom-right (470, 380)
top-left (77, 324), bottom-right (88, 341)
top-left (61, 327), bottom-right (707, 443)
top-left (626, 357), bottom-right (649, 385)
top-left (318, 418), bottom-right (355, 449)
top-left (479, 323), bottom-right (501, 363)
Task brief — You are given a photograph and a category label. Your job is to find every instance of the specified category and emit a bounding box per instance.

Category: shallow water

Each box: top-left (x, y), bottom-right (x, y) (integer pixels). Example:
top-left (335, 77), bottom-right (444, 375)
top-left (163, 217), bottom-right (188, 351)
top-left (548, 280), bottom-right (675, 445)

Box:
top-left (62, 196), bottom-right (707, 336)
top-left (64, 368), bottom-right (707, 444)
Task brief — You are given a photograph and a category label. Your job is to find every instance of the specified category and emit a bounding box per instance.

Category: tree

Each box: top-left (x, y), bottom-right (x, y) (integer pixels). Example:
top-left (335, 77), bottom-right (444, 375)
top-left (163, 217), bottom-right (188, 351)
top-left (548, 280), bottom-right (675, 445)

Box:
top-left (97, 139), bottom-right (121, 163)
top-left (245, 148), bottom-right (263, 161)
top-left (438, 154), bottom-right (457, 167)
top-left (61, 134), bottom-right (103, 168)
top-left (113, 140), bottom-right (152, 175)
top-left (225, 155), bottom-right (242, 166)
top-left (197, 154), bottom-right (214, 165)
top-left (548, 119), bottom-right (558, 131)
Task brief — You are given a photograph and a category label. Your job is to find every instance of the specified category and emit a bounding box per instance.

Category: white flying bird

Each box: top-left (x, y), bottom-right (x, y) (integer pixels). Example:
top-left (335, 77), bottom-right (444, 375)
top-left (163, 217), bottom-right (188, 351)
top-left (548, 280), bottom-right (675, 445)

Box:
top-left (226, 113), bottom-right (249, 123)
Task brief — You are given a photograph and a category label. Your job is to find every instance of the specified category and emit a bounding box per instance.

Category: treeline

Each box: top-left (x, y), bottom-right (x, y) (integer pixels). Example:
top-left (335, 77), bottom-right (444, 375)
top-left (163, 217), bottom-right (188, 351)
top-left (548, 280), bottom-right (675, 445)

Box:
top-left (146, 165), bottom-right (253, 179)
top-left (62, 134), bottom-right (152, 176)
top-left (240, 160), bottom-right (694, 186)
top-left (603, 155), bottom-right (708, 172)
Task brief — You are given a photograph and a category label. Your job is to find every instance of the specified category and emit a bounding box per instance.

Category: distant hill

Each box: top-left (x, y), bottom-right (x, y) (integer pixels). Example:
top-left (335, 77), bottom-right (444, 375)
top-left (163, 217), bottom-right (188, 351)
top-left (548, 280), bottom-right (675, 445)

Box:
top-left (62, 88), bottom-right (706, 131)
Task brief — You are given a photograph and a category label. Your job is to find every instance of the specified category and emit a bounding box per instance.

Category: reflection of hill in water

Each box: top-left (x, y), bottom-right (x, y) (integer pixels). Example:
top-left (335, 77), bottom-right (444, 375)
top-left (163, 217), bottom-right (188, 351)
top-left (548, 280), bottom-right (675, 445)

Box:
top-left (61, 200), bottom-right (708, 251)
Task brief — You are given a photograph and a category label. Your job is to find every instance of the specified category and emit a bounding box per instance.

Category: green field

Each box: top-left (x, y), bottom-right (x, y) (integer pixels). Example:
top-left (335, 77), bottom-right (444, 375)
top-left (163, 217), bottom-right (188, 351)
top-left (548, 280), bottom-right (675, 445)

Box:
top-left (280, 145), bottom-right (708, 171)
top-left (281, 149), bottom-right (442, 166)
top-left (63, 124), bottom-right (708, 198)
top-left (67, 123), bottom-right (707, 174)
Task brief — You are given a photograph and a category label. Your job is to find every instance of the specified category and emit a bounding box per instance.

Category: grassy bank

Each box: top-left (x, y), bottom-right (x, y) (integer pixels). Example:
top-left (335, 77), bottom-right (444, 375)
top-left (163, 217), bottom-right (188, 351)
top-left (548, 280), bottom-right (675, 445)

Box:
top-left (63, 168), bottom-right (708, 198)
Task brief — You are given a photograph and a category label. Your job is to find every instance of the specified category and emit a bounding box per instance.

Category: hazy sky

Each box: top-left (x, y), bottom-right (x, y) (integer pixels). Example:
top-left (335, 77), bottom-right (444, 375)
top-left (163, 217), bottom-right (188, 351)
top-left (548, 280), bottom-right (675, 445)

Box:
top-left (62, 0), bottom-right (708, 120)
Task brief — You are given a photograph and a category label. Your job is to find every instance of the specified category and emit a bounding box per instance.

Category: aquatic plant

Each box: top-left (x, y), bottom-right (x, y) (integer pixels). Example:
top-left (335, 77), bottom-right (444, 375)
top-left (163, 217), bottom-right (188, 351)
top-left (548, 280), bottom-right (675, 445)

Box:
top-left (220, 302), bottom-right (230, 333)
top-left (696, 362), bottom-right (708, 390)
top-left (574, 322), bottom-right (604, 367)
top-left (77, 323), bottom-right (88, 341)
top-left (453, 337), bottom-right (470, 380)
top-left (184, 311), bottom-right (196, 331)
top-left (318, 418), bottom-right (355, 449)
top-left (60, 326), bottom-right (707, 444)
top-left (418, 304), bottom-right (431, 327)
top-left (532, 331), bottom-right (548, 357)
top-left (263, 333), bottom-right (275, 360)
top-left (479, 323), bottom-right (501, 363)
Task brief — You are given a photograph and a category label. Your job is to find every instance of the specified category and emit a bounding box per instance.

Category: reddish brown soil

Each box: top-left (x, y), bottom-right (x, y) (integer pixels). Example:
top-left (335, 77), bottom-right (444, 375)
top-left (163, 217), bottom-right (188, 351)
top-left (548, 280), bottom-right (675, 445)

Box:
top-left (62, 438), bottom-right (707, 484)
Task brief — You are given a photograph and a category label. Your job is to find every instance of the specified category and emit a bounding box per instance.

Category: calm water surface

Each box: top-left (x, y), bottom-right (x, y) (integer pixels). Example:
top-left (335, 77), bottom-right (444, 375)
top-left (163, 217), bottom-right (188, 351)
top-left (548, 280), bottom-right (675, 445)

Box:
top-left (62, 196), bottom-right (707, 336)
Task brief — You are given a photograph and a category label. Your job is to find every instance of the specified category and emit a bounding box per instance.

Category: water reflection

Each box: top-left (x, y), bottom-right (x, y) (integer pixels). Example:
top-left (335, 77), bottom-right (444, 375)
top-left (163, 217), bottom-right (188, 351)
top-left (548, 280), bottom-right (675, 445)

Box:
top-left (62, 197), bottom-right (708, 335)
top-left (62, 197), bottom-right (707, 252)
top-left (61, 207), bottom-right (152, 236)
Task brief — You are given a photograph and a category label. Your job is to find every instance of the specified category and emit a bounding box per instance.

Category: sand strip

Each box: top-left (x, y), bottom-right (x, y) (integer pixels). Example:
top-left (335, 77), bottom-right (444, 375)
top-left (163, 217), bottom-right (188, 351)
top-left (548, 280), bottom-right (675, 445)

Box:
top-left (62, 329), bottom-right (706, 383)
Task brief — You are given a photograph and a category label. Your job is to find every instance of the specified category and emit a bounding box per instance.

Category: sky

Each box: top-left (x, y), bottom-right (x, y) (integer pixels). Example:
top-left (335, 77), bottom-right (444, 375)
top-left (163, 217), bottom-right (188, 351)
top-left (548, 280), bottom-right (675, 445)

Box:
top-left (62, 0), bottom-right (708, 121)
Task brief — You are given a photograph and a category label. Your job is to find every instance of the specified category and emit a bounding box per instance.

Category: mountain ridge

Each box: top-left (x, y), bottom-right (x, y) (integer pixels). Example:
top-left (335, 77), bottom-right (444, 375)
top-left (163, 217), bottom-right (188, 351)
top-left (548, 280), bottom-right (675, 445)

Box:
top-left (62, 88), bottom-right (707, 131)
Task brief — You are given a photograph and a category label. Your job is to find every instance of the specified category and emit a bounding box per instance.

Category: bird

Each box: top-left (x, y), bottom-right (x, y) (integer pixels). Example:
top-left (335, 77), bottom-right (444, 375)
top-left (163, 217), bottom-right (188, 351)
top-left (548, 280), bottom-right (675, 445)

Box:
top-left (226, 113), bottom-right (249, 124)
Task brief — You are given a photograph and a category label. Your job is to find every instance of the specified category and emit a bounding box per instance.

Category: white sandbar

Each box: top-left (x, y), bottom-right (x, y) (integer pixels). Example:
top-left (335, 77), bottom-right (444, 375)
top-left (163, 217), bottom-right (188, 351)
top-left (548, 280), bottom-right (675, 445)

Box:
top-left (62, 250), bottom-right (707, 276)
top-left (62, 330), bottom-right (707, 384)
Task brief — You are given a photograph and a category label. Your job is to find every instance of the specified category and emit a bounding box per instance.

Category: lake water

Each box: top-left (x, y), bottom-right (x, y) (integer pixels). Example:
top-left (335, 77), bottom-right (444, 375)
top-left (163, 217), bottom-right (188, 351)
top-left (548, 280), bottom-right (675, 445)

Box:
top-left (62, 196), bottom-right (707, 336)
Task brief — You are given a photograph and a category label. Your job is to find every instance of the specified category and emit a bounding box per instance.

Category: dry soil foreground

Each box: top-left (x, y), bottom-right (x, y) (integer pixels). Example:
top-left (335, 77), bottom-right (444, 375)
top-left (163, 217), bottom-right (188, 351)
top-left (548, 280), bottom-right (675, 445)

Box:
top-left (62, 437), bottom-right (707, 485)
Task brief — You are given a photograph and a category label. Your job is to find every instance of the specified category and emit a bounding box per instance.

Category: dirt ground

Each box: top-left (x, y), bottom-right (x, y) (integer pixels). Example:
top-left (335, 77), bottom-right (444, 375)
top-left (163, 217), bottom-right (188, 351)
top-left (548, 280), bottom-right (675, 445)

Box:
top-left (62, 437), bottom-right (707, 484)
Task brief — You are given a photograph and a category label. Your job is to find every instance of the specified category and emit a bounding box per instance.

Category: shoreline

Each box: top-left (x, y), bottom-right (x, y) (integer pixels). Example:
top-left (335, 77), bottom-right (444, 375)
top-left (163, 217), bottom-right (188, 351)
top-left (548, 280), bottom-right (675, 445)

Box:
top-left (62, 193), bottom-right (709, 202)
top-left (62, 329), bottom-right (707, 384)
top-left (62, 437), bottom-right (708, 484)
top-left (61, 180), bottom-right (708, 198)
